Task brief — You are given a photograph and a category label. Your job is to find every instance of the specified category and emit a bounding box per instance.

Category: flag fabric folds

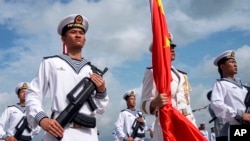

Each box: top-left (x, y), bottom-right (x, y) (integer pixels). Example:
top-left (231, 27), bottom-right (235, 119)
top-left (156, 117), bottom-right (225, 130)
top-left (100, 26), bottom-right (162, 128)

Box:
top-left (150, 0), bottom-right (207, 140)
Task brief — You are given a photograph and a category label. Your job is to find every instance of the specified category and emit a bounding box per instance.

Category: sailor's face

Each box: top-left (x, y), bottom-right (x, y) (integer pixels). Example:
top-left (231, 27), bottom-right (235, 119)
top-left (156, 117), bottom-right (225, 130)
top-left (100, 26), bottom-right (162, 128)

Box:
top-left (221, 59), bottom-right (237, 75)
top-left (18, 89), bottom-right (26, 101)
top-left (126, 96), bottom-right (136, 107)
top-left (170, 47), bottom-right (175, 61)
top-left (62, 28), bottom-right (86, 49)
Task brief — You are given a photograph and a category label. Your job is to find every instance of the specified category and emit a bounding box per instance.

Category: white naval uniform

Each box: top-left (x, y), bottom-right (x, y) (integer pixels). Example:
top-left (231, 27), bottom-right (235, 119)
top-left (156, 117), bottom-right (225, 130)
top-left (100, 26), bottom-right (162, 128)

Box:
top-left (25, 55), bottom-right (109, 141)
top-left (210, 132), bottom-right (216, 141)
top-left (211, 78), bottom-right (247, 137)
top-left (115, 109), bottom-right (146, 141)
top-left (112, 129), bottom-right (119, 141)
top-left (140, 67), bottom-right (197, 141)
top-left (208, 105), bottom-right (226, 137)
top-left (0, 104), bottom-right (40, 140)
top-left (200, 129), bottom-right (209, 141)
top-left (177, 69), bottom-right (196, 125)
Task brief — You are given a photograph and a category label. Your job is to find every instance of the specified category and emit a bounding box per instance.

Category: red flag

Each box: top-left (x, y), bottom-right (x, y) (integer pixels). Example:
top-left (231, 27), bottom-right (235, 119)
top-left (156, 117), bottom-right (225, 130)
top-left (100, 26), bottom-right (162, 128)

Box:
top-left (150, 0), bottom-right (207, 140)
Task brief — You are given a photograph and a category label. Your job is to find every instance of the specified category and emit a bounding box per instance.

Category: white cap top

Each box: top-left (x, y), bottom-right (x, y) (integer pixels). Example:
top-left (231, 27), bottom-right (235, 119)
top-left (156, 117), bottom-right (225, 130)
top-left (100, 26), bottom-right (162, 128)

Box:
top-left (123, 90), bottom-right (136, 100)
top-left (213, 50), bottom-right (235, 66)
top-left (15, 82), bottom-right (29, 94)
top-left (57, 14), bottom-right (89, 35)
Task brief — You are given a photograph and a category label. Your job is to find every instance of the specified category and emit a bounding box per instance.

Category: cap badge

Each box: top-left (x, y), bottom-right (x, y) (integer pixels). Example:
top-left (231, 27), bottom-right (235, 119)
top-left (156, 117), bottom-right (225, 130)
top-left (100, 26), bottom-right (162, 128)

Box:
top-left (74, 15), bottom-right (83, 24)
top-left (21, 82), bottom-right (28, 89)
top-left (230, 51), bottom-right (235, 58)
top-left (128, 91), bottom-right (135, 97)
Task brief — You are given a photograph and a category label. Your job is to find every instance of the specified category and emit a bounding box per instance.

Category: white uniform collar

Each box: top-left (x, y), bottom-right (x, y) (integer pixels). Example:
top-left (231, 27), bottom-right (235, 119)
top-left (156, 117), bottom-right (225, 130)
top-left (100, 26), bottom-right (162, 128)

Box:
top-left (220, 78), bottom-right (243, 88)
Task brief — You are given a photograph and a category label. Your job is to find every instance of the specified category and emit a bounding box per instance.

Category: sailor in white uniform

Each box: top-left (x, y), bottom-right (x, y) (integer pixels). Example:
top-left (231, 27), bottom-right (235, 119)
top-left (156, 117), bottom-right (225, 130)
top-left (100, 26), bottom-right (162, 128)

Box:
top-left (207, 90), bottom-right (226, 138)
top-left (0, 82), bottom-right (40, 141)
top-left (140, 39), bottom-right (197, 141)
top-left (112, 129), bottom-right (119, 141)
top-left (199, 123), bottom-right (209, 140)
top-left (210, 50), bottom-right (250, 141)
top-left (210, 127), bottom-right (216, 141)
top-left (115, 90), bottom-right (146, 141)
top-left (25, 14), bottom-right (109, 141)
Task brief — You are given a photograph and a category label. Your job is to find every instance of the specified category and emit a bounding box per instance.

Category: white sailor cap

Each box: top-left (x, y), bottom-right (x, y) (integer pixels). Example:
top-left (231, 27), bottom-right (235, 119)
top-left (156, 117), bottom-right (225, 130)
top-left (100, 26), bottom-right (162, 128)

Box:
top-left (123, 90), bottom-right (136, 100)
top-left (149, 40), bottom-right (176, 52)
top-left (15, 82), bottom-right (29, 95)
top-left (149, 32), bottom-right (176, 52)
top-left (57, 14), bottom-right (89, 36)
top-left (200, 122), bottom-right (206, 126)
top-left (213, 50), bottom-right (235, 66)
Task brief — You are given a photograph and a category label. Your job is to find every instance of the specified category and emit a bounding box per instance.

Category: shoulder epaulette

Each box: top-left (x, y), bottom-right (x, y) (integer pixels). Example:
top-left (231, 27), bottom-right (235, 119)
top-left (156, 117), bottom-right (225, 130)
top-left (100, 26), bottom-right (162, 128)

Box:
top-left (217, 79), bottom-right (223, 81)
top-left (43, 55), bottom-right (59, 59)
top-left (244, 85), bottom-right (250, 90)
top-left (176, 69), bottom-right (187, 74)
top-left (146, 67), bottom-right (152, 69)
top-left (7, 105), bottom-right (15, 108)
top-left (120, 109), bottom-right (126, 112)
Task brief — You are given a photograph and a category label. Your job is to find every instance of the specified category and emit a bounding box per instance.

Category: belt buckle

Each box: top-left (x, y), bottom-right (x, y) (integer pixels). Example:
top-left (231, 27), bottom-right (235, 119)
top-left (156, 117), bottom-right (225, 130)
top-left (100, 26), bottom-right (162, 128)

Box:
top-left (69, 122), bottom-right (82, 129)
top-left (181, 109), bottom-right (188, 116)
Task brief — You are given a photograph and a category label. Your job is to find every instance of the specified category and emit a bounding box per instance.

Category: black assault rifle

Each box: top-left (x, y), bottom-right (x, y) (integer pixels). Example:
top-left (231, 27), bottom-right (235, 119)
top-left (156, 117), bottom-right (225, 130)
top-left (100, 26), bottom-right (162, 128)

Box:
top-left (14, 116), bottom-right (32, 140)
top-left (56, 65), bottom-right (108, 140)
top-left (130, 112), bottom-right (145, 139)
top-left (243, 86), bottom-right (250, 125)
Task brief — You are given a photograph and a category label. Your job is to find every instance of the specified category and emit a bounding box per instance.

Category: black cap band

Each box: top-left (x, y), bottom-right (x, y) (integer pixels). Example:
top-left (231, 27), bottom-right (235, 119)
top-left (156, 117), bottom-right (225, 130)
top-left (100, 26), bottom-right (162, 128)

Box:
top-left (61, 23), bottom-right (85, 36)
top-left (217, 57), bottom-right (234, 66)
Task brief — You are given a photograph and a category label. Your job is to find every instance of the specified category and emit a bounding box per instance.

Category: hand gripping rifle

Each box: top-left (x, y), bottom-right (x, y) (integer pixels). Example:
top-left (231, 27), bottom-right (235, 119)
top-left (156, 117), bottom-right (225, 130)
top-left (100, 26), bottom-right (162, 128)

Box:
top-left (130, 112), bottom-right (145, 139)
top-left (14, 116), bottom-right (32, 140)
top-left (56, 65), bottom-right (108, 140)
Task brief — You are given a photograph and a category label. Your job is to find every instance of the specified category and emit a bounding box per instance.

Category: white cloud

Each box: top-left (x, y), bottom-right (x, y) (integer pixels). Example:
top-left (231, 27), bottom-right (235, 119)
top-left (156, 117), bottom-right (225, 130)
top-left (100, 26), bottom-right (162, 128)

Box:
top-left (0, 92), bottom-right (18, 112)
top-left (189, 83), bottom-right (211, 125)
top-left (235, 45), bottom-right (250, 83)
top-left (0, 0), bottom-right (250, 140)
top-left (166, 0), bottom-right (250, 45)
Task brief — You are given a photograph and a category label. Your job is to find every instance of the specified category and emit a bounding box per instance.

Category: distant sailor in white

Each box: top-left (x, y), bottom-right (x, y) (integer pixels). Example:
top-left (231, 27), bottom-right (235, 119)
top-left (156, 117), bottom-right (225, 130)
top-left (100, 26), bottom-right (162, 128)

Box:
top-left (0, 82), bottom-right (40, 141)
top-left (115, 90), bottom-right (147, 141)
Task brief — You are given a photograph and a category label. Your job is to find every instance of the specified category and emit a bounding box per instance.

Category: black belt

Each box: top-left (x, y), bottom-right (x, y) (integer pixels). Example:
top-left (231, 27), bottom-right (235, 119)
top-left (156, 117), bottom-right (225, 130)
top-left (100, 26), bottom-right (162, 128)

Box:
top-left (127, 132), bottom-right (145, 138)
top-left (136, 133), bottom-right (145, 138)
top-left (17, 135), bottom-right (32, 141)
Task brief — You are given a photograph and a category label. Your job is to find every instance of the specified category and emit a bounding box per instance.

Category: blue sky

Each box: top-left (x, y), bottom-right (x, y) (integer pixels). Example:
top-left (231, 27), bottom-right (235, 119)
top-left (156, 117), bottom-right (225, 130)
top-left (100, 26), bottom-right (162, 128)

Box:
top-left (0, 0), bottom-right (250, 140)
